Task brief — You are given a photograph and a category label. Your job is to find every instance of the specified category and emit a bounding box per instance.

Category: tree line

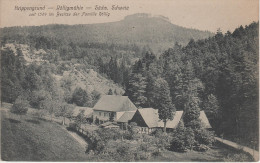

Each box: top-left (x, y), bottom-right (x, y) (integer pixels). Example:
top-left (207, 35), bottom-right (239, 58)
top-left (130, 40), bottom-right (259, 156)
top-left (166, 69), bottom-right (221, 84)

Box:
top-left (124, 22), bottom-right (258, 148)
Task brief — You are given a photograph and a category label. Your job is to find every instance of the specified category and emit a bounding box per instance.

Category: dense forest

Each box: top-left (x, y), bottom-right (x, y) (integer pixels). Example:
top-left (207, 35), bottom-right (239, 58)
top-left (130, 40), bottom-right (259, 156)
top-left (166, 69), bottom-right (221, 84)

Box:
top-left (0, 15), bottom-right (258, 150)
top-left (123, 22), bottom-right (259, 148)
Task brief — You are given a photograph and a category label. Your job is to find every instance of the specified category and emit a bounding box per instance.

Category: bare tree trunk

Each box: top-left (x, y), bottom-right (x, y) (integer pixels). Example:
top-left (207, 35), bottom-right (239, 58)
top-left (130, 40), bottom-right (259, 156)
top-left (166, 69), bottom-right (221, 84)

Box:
top-left (163, 121), bottom-right (167, 132)
top-left (63, 116), bottom-right (65, 125)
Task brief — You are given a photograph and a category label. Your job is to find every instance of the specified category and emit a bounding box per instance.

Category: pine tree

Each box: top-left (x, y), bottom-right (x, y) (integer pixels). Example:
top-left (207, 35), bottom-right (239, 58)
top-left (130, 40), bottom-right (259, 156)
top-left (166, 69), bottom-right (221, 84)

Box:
top-left (153, 78), bottom-right (176, 132)
top-left (127, 72), bottom-right (147, 107)
top-left (183, 95), bottom-right (201, 129)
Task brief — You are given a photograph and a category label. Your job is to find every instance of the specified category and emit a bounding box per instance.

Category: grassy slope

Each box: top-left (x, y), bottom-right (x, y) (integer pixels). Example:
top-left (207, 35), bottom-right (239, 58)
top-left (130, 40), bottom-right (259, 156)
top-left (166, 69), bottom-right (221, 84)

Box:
top-left (1, 110), bottom-right (91, 161)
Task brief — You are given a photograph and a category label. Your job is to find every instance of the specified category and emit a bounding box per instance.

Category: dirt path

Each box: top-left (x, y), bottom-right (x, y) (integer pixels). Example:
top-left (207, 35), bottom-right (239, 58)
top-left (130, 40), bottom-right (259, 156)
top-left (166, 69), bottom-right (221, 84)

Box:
top-left (60, 126), bottom-right (88, 149)
top-left (215, 137), bottom-right (259, 161)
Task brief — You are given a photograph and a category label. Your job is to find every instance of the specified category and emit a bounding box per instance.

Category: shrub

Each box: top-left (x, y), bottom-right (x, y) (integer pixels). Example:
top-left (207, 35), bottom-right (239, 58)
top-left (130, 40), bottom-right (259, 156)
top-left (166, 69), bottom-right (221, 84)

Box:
top-left (128, 122), bottom-right (139, 134)
top-left (121, 130), bottom-right (133, 140)
top-left (194, 129), bottom-right (215, 146)
top-left (11, 97), bottom-right (29, 116)
top-left (151, 128), bottom-right (164, 137)
top-left (86, 128), bottom-right (125, 153)
top-left (171, 136), bottom-right (188, 152)
top-left (100, 140), bottom-right (135, 161)
top-left (68, 122), bottom-right (77, 131)
top-left (116, 143), bottom-right (135, 161)
top-left (171, 120), bottom-right (215, 152)
top-left (193, 144), bottom-right (210, 152)
top-left (151, 150), bottom-right (163, 157)
top-left (170, 123), bottom-right (195, 152)
top-left (153, 131), bottom-right (172, 150)
top-left (135, 151), bottom-right (151, 160)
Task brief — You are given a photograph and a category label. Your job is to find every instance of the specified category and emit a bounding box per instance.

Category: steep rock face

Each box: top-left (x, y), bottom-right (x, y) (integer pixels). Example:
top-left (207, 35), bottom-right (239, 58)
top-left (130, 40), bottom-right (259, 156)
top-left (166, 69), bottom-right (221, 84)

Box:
top-left (58, 68), bottom-right (124, 95)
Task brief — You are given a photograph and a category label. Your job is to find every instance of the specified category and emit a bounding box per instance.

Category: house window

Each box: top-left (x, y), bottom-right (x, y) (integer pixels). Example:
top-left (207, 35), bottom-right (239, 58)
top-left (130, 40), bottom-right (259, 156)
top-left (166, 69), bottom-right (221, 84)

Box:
top-left (109, 113), bottom-right (111, 117)
top-left (99, 112), bottom-right (101, 116)
top-left (104, 113), bottom-right (107, 117)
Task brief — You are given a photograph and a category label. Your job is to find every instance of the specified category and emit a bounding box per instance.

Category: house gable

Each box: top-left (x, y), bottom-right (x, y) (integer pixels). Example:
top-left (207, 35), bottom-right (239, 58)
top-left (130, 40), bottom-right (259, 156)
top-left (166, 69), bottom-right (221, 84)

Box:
top-left (129, 110), bottom-right (149, 127)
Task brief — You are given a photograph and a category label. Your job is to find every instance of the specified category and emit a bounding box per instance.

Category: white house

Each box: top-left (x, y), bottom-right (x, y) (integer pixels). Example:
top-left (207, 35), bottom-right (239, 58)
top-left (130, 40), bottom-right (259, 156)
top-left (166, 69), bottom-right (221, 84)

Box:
top-left (93, 95), bottom-right (137, 124)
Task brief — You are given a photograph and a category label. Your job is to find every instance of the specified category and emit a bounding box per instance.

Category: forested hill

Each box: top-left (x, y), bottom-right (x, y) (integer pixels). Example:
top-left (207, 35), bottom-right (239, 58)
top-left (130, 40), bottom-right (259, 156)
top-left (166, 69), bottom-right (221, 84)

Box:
top-left (124, 21), bottom-right (258, 149)
top-left (0, 13), bottom-right (213, 54)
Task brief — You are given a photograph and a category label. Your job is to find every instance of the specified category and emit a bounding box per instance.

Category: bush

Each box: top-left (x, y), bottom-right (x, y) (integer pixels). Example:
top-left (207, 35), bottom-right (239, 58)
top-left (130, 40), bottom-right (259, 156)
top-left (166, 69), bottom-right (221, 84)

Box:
top-left (171, 136), bottom-right (188, 152)
top-left (10, 97), bottom-right (29, 115)
top-left (116, 143), bottom-right (135, 161)
top-left (151, 128), bottom-right (164, 137)
top-left (193, 144), bottom-right (210, 152)
top-left (128, 122), bottom-right (139, 134)
top-left (100, 141), bottom-right (135, 161)
top-left (31, 109), bottom-right (47, 118)
top-left (151, 150), bottom-right (163, 157)
top-left (135, 151), bottom-right (151, 160)
top-left (170, 125), bottom-right (195, 152)
top-left (152, 130), bottom-right (172, 150)
top-left (121, 130), bottom-right (133, 140)
top-left (86, 128), bottom-right (125, 153)
top-left (68, 122), bottom-right (77, 131)
top-left (194, 129), bottom-right (215, 146)
top-left (170, 120), bottom-right (215, 152)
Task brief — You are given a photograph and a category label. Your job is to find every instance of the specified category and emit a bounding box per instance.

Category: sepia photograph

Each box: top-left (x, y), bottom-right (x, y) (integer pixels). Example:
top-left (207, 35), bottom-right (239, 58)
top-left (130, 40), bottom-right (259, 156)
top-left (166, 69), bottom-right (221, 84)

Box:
top-left (0, 0), bottom-right (259, 161)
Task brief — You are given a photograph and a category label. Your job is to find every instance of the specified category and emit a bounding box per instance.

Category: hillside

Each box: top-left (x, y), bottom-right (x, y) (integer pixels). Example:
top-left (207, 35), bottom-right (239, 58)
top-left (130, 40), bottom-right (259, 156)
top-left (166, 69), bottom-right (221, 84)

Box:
top-left (1, 110), bottom-right (91, 161)
top-left (0, 13), bottom-right (213, 54)
top-left (1, 43), bottom-right (124, 106)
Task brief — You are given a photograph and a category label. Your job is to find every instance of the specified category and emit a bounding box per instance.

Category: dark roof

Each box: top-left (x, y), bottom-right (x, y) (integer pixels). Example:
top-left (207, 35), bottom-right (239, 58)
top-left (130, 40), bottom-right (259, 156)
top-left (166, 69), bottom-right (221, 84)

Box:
top-left (93, 95), bottom-right (137, 112)
top-left (117, 112), bottom-right (136, 123)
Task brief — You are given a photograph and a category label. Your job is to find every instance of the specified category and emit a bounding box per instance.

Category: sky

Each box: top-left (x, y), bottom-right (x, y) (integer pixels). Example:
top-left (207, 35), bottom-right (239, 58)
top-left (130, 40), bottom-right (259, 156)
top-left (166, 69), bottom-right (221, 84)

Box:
top-left (0, 0), bottom-right (259, 32)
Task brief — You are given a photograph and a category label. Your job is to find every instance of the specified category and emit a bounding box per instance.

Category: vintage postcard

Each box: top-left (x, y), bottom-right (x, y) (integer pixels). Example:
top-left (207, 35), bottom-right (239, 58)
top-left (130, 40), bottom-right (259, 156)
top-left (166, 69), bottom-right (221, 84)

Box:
top-left (0, 0), bottom-right (259, 161)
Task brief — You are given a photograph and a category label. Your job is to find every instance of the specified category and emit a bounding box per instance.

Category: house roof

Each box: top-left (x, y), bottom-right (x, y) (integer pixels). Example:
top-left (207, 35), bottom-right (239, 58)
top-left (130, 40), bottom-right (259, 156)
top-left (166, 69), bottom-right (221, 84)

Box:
top-left (72, 106), bottom-right (93, 117)
top-left (138, 108), bottom-right (158, 128)
top-left (137, 108), bottom-right (183, 129)
top-left (157, 111), bottom-right (183, 128)
top-left (93, 95), bottom-right (137, 112)
top-left (117, 112), bottom-right (136, 123)
top-left (199, 111), bottom-right (212, 128)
